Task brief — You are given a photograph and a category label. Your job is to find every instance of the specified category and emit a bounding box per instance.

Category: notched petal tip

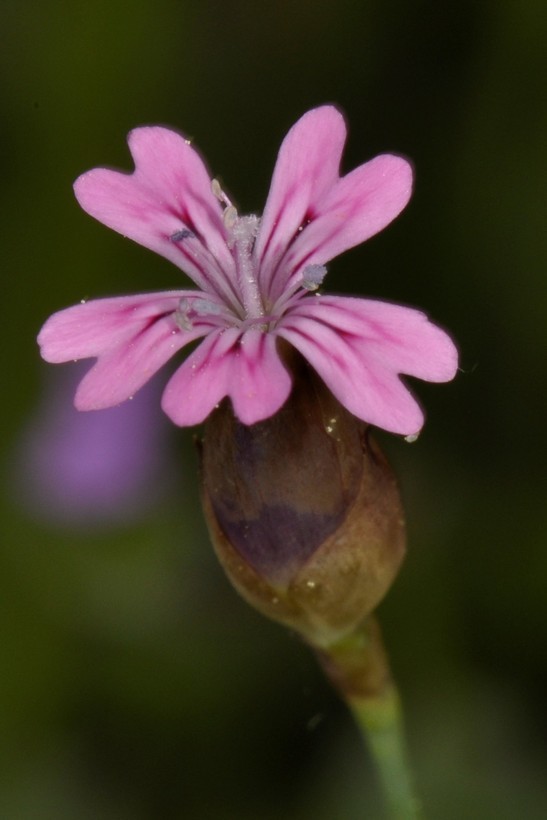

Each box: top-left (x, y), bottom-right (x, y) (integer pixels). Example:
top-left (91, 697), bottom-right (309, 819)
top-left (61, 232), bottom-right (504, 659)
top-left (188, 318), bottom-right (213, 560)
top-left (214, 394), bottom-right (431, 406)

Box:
top-left (126, 124), bottom-right (192, 160)
top-left (73, 127), bottom-right (185, 200)
top-left (161, 330), bottom-right (293, 429)
top-left (295, 103), bottom-right (347, 133)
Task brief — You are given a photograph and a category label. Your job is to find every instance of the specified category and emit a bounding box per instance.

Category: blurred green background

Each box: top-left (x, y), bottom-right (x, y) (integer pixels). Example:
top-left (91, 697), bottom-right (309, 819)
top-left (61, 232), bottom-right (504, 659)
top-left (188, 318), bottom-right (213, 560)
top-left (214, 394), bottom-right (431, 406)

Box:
top-left (2, 1), bottom-right (547, 817)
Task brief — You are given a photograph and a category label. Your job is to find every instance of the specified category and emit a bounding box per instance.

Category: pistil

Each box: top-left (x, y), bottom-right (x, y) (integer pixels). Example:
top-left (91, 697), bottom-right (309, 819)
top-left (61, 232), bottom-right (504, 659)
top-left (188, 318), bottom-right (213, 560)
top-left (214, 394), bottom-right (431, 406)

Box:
top-left (229, 214), bottom-right (264, 320)
top-left (213, 179), bottom-right (265, 321)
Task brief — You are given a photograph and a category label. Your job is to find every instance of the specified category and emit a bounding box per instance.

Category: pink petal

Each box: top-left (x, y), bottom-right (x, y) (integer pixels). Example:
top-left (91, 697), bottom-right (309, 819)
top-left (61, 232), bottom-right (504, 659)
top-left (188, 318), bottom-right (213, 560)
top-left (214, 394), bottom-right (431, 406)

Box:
top-left (162, 328), bottom-right (292, 426)
top-left (38, 292), bottom-right (191, 362)
top-left (75, 312), bottom-right (204, 410)
top-left (254, 106), bottom-right (347, 299)
top-left (74, 127), bottom-right (240, 309)
top-left (292, 295), bottom-right (459, 381)
top-left (277, 295), bottom-right (458, 435)
top-left (273, 154), bottom-right (413, 301)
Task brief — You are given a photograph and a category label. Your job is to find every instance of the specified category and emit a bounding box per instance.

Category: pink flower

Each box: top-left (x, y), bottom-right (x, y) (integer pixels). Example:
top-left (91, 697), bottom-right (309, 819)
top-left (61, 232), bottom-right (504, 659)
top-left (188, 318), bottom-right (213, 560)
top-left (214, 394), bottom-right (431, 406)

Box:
top-left (38, 106), bottom-right (457, 436)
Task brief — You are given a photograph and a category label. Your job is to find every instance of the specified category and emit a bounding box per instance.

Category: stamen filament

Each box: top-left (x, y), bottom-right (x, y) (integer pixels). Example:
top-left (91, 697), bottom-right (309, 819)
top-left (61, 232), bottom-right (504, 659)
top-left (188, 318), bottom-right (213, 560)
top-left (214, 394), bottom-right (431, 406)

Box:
top-left (170, 226), bottom-right (243, 315)
top-left (212, 179), bottom-right (264, 320)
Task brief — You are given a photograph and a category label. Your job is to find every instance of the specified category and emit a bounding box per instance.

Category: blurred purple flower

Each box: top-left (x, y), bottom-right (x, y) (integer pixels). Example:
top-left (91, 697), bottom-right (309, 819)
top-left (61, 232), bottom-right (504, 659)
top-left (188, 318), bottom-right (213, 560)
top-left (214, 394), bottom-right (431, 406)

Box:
top-left (14, 364), bottom-right (174, 527)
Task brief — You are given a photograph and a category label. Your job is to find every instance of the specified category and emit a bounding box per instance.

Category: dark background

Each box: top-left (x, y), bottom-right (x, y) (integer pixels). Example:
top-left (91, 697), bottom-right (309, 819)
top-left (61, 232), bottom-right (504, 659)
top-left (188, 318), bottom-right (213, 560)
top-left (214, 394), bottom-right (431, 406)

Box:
top-left (2, 1), bottom-right (546, 817)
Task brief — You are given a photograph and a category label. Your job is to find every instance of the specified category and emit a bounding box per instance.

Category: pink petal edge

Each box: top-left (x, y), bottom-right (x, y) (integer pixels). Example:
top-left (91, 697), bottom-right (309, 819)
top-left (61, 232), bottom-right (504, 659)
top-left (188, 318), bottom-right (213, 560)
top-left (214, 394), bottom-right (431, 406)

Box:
top-left (277, 295), bottom-right (458, 435)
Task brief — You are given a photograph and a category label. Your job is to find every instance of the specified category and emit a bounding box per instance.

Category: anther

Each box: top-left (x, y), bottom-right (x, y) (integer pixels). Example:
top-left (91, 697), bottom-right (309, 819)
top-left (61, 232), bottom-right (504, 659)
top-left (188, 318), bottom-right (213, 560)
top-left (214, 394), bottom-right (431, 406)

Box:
top-left (175, 297), bottom-right (225, 331)
top-left (174, 297), bottom-right (193, 330)
top-left (223, 206), bottom-right (238, 230)
top-left (302, 264), bottom-right (327, 291)
top-left (170, 228), bottom-right (195, 242)
top-left (193, 300), bottom-right (223, 317)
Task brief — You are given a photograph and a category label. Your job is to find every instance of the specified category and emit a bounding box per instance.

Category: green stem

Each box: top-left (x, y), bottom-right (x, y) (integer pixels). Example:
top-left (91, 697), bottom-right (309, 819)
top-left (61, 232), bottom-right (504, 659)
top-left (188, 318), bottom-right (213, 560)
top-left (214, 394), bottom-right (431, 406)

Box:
top-left (314, 617), bottom-right (423, 820)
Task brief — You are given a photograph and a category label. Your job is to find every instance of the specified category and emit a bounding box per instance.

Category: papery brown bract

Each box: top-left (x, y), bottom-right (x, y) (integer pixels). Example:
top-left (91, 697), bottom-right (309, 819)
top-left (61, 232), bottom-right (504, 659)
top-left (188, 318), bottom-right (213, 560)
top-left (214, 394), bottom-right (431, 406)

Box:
top-left (200, 357), bottom-right (406, 648)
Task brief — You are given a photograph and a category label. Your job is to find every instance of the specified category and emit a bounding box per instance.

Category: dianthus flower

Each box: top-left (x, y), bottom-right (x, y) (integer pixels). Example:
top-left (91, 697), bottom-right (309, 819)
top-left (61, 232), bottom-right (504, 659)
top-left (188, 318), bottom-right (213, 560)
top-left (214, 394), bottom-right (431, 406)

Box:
top-left (38, 106), bottom-right (457, 435)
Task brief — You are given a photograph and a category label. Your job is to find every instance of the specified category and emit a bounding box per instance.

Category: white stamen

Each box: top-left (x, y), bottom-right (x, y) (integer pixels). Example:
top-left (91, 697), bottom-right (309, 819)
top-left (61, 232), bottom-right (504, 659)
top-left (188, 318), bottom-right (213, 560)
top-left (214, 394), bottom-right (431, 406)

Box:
top-left (212, 179), bottom-right (240, 230)
top-left (302, 264), bottom-right (327, 291)
top-left (212, 178), bottom-right (263, 320)
top-left (211, 178), bottom-right (223, 200)
top-left (405, 433), bottom-right (419, 443)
